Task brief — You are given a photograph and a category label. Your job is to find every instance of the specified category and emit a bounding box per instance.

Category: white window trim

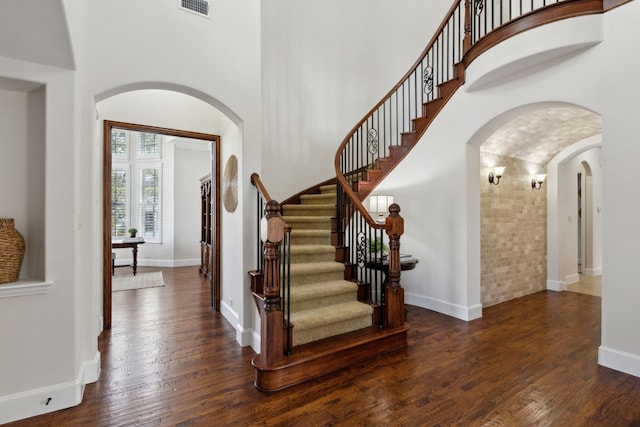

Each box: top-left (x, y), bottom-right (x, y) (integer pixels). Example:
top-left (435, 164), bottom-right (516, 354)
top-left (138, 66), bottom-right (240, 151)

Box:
top-left (111, 130), bottom-right (163, 243)
top-left (136, 160), bottom-right (163, 244)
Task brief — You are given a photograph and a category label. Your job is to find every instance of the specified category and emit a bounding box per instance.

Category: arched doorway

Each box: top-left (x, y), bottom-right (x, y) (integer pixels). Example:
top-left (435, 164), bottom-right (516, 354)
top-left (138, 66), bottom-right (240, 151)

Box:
top-left (95, 86), bottom-right (241, 331)
top-left (472, 103), bottom-right (601, 306)
top-left (578, 160), bottom-right (594, 275)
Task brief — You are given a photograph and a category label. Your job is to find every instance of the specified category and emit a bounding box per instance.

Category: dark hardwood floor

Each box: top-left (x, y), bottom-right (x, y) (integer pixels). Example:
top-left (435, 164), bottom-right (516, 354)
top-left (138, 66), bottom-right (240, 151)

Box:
top-left (7, 266), bottom-right (640, 426)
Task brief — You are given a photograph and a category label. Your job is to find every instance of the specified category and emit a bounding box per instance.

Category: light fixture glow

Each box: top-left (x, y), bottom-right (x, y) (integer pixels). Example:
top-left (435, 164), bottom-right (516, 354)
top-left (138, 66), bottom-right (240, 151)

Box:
top-left (488, 166), bottom-right (505, 185)
top-left (531, 174), bottom-right (546, 190)
top-left (368, 195), bottom-right (394, 223)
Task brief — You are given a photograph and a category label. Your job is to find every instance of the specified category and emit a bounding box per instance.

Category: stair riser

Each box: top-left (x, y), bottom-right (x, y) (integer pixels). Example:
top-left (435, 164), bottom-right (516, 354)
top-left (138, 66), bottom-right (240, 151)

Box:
top-left (290, 253), bottom-right (335, 264)
top-left (319, 185), bottom-right (337, 194)
top-left (293, 315), bottom-right (373, 347)
top-left (284, 219), bottom-right (332, 230)
top-left (290, 271), bottom-right (344, 285)
top-left (290, 235), bottom-right (331, 245)
top-left (288, 292), bottom-right (357, 313)
top-left (283, 207), bottom-right (335, 216)
top-left (300, 195), bottom-right (336, 205)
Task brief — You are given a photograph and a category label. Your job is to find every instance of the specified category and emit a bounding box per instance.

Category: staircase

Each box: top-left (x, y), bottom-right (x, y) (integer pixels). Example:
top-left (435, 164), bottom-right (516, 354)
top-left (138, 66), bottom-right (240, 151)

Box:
top-left (251, 0), bottom-right (611, 393)
top-left (250, 176), bottom-right (407, 391)
top-left (282, 184), bottom-right (373, 346)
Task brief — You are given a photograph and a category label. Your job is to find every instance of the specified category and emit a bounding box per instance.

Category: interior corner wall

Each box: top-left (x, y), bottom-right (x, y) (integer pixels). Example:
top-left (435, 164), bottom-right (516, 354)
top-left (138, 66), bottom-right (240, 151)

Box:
top-left (480, 155), bottom-right (547, 307)
top-left (0, 58), bottom-right (86, 424)
top-left (375, 14), bottom-right (607, 322)
top-left (598, 0), bottom-right (640, 377)
top-left (174, 146), bottom-right (210, 263)
top-left (260, 0), bottom-right (453, 201)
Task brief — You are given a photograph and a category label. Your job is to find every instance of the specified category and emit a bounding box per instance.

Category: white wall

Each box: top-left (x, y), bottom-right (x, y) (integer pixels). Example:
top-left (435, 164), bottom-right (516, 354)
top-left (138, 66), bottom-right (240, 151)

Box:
top-left (260, 0), bottom-right (453, 201)
top-left (75, 1), bottom-right (261, 360)
top-left (379, 4), bottom-right (640, 378)
top-left (598, 0), bottom-right (640, 377)
top-left (0, 58), bottom-right (86, 424)
top-left (0, 87), bottom-right (45, 281)
top-left (558, 146), bottom-right (603, 281)
top-left (380, 15), bottom-right (605, 320)
top-left (174, 145), bottom-right (210, 263)
top-left (547, 137), bottom-right (602, 291)
top-left (1, 0), bottom-right (260, 421)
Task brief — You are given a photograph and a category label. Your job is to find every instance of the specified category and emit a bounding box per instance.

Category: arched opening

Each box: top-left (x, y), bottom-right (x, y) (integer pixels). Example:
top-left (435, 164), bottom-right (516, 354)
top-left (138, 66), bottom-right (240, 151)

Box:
top-left (95, 87), bottom-right (241, 330)
top-left (578, 160), bottom-right (593, 275)
top-left (470, 103), bottom-right (601, 307)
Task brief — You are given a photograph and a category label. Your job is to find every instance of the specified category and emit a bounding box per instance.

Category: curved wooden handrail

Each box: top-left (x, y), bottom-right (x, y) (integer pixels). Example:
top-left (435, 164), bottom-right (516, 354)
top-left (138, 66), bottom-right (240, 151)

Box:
top-left (250, 172), bottom-right (273, 204)
top-left (334, 0), bottom-right (611, 231)
top-left (463, 0), bottom-right (606, 67)
top-left (334, 0), bottom-right (466, 230)
top-left (335, 0), bottom-right (463, 159)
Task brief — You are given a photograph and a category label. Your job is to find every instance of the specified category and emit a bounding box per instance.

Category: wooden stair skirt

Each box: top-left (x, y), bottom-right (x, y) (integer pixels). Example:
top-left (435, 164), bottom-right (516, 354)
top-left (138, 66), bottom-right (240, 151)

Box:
top-left (251, 323), bottom-right (408, 392)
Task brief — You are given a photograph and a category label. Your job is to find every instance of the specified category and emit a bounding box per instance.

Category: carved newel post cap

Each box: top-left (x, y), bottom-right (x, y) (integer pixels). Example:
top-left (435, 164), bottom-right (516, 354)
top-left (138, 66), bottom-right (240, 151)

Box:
top-left (388, 203), bottom-right (401, 216)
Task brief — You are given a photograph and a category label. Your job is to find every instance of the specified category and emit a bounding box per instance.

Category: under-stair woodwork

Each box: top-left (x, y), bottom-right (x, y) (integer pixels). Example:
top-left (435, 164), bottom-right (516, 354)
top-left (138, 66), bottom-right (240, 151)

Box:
top-left (349, 63), bottom-right (466, 199)
top-left (252, 320), bottom-right (408, 392)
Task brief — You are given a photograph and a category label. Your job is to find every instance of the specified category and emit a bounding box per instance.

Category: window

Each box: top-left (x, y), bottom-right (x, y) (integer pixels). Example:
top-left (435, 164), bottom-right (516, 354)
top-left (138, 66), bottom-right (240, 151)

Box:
top-left (138, 165), bottom-right (161, 239)
top-left (111, 129), bottom-right (162, 243)
top-left (111, 167), bottom-right (129, 237)
top-left (112, 130), bottom-right (128, 159)
top-left (137, 132), bottom-right (160, 157)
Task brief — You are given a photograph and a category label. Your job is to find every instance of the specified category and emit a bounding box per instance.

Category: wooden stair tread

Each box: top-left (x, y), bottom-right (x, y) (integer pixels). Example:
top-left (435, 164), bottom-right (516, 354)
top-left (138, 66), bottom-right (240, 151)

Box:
top-left (289, 261), bottom-right (345, 275)
top-left (290, 229), bottom-right (331, 236)
top-left (288, 280), bottom-right (358, 302)
top-left (289, 244), bottom-right (335, 254)
top-left (290, 300), bottom-right (372, 325)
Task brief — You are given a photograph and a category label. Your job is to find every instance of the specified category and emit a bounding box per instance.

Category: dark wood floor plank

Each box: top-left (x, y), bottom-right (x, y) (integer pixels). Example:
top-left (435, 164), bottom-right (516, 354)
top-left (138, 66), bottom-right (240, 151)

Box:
top-left (6, 267), bottom-right (640, 426)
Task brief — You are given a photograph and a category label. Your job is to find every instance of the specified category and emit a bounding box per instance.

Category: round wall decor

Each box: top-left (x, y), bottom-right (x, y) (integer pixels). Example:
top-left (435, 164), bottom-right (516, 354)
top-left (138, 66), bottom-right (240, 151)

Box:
top-left (223, 155), bottom-right (238, 213)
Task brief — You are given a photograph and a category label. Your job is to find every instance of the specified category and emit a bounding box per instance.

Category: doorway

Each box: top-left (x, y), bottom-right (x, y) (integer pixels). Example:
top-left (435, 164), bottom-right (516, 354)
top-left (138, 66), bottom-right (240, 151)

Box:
top-left (578, 161), bottom-right (593, 275)
top-left (102, 120), bottom-right (221, 330)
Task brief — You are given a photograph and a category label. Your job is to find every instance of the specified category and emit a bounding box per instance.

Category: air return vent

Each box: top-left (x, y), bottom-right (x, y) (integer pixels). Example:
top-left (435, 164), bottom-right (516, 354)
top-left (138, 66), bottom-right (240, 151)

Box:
top-left (179, 0), bottom-right (210, 18)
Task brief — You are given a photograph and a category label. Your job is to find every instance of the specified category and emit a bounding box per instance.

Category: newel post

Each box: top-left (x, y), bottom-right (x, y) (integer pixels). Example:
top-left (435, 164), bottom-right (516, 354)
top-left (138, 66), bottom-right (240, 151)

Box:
top-left (385, 203), bottom-right (405, 328)
top-left (259, 200), bottom-right (285, 365)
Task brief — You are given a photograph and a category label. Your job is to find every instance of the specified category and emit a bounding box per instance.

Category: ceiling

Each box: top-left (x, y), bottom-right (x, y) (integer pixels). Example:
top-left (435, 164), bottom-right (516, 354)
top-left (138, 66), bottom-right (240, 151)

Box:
top-left (480, 106), bottom-right (601, 165)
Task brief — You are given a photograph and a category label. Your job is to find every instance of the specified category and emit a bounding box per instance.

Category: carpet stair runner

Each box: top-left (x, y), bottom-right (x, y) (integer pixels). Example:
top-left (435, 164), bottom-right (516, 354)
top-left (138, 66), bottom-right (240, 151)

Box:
top-left (282, 184), bottom-right (373, 346)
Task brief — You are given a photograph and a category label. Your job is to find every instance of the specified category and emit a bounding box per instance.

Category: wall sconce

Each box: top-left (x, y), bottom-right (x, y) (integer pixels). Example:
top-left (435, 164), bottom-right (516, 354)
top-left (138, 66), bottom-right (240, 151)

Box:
top-left (531, 174), bottom-right (546, 190)
top-left (369, 195), bottom-right (394, 223)
top-left (488, 166), bottom-right (505, 185)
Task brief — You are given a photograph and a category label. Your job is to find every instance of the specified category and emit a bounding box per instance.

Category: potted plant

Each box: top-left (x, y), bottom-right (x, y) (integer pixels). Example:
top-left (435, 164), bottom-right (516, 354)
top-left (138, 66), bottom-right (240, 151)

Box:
top-left (368, 237), bottom-right (388, 258)
top-left (128, 228), bottom-right (137, 238)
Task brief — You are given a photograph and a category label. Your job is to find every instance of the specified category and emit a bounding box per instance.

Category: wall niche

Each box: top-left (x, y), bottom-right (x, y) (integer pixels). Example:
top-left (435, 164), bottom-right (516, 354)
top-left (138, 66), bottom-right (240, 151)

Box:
top-left (0, 78), bottom-right (46, 292)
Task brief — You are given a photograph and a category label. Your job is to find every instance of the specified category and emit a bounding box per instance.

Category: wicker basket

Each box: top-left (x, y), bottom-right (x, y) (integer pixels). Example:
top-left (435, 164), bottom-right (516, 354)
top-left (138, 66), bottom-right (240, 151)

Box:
top-left (0, 218), bottom-right (26, 284)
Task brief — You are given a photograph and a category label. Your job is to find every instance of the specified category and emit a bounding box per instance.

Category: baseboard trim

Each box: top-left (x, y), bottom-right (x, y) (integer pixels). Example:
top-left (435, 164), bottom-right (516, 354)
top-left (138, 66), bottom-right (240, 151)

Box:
top-left (116, 259), bottom-right (200, 268)
top-left (599, 346), bottom-right (640, 378)
top-left (140, 259), bottom-right (200, 268)
top-left (583, 268), bottom-right (602, 277)
top-left (565, 273), bottom-right (580, 285)
top-left (220, 299), bottom-right (254, 348)
top-left (96, 315), bottom-right (104, 337)
top-left (547, 279), bottom-right (565, 291)
top-left (406, 292), bottom-right (482, 321)
top-left (0, 351), bottom-right (100, 425)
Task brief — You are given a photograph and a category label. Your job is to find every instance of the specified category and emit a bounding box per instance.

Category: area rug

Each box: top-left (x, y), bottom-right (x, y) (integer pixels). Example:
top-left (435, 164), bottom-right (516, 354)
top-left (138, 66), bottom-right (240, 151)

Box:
top-left (112, 271), bottom-right (164, 292)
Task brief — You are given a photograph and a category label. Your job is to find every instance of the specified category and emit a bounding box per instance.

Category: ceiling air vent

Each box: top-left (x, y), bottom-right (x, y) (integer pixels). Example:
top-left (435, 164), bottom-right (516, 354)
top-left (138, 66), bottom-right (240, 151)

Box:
top-left (179, 0), bottom-right (210, 18)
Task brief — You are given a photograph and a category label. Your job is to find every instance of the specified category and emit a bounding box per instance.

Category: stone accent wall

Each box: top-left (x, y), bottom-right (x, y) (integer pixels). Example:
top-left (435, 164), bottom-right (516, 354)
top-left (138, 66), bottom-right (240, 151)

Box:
top-left (481, 155), bottom-right (547, 307)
